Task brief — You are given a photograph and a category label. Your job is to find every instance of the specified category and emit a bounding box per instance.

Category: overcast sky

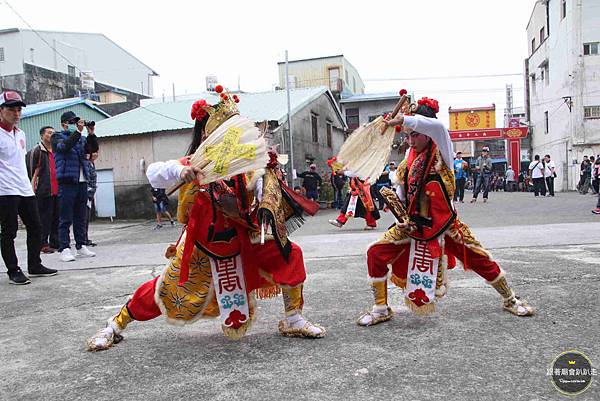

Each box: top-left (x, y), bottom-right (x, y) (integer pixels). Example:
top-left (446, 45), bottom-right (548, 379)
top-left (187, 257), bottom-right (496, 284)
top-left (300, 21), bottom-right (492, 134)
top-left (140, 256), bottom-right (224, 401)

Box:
top-left (3, 0), bottom-right (538, 123)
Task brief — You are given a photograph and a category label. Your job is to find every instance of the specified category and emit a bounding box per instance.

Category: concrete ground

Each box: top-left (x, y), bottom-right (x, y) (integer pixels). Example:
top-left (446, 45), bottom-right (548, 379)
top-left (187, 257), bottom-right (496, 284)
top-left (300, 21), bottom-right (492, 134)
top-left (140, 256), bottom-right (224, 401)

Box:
top-left (1, 191), bottom-right (598, 401)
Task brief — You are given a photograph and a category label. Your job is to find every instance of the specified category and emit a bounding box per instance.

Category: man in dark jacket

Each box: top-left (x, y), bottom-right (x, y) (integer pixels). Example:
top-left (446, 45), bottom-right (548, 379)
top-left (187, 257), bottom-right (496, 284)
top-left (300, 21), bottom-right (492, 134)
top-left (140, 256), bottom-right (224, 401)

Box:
top-left (26, 126), bottom-right (60, 253)
top-left (330, 168), bottom-right (347, 209)
top-left (51, 111), bottom-right (98, 262)
top-left (297, 164), bottom-right (322, 201)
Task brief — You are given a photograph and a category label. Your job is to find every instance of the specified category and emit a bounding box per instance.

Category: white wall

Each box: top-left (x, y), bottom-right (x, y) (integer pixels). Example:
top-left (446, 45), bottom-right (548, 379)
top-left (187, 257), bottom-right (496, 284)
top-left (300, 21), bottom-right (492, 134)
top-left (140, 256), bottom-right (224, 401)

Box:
top-left (526, 0), bottom-right (600, 191)
top-left (0, 30), bottom-right (24, 76)
top-left (9, 30), bottom-right (155, 96)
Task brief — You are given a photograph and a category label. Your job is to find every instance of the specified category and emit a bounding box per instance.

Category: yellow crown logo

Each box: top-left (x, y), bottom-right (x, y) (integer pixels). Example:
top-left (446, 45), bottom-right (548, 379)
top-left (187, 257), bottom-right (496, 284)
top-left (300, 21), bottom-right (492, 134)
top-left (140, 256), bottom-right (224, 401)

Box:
top-left (568, 361), bottom-right (576, 365)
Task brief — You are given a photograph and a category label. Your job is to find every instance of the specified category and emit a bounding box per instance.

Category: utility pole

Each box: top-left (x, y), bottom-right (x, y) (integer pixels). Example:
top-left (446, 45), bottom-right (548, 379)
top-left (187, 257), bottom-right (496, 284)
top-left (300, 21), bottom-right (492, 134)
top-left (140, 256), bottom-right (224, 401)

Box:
top-left (285, 50), bottom-right (295, 187)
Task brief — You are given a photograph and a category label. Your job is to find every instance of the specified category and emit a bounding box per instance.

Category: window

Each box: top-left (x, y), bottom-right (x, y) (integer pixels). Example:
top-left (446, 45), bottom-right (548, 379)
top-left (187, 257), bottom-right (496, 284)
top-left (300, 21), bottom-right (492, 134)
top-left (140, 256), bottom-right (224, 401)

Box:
top-left (0, 47), bottom-right (4, 62)
top-left (326, 121), bottom-right (332, 148)
top-left (352, 77), bottom-right (356, 93)
top-left (346, 108), bottom-right (359, 130)
top-left (311, 114), bottom-right (318, 142)
top-left (561, 0), bottom-right (566, 19)
top-left (584, 42), bottom-right (599, 55)
top-left (345, 70), bottom-right (349, 85)
top-left (68, 65), bottom-right (76, 77)
top-left (584, 106), bottom-right (600, 119)
top-left (540, 68), bottom-right (545, 82)
top-left (540, 27), bottom-right (545, 43)
top-left (544, 64), bottom-right (549, 85)
top-left (531, 38), bottom-right (536, 53)
top-left (328, 67), bottom-right (340, 91)
top-left (544, 111), bottom-right (549, 134)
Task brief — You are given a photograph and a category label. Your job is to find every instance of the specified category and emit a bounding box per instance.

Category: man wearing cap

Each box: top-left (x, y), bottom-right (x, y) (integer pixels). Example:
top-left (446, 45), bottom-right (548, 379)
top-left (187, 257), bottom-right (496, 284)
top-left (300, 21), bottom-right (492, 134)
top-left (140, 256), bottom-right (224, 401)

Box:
top-left (51, 111), bottom-right (98, 262)
top-left (0, 91), bottom-right (57, 284)
top-left (297, 163), bottom-right (322, 201)
top-left (471, 146), bottom-right (493, 203)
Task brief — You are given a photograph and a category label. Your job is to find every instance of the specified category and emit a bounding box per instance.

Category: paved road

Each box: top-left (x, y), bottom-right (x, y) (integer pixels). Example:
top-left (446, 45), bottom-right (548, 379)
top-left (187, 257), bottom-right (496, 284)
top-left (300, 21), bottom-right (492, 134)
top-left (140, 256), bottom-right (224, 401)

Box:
top-left (0, 191), bottom-right (598, 400)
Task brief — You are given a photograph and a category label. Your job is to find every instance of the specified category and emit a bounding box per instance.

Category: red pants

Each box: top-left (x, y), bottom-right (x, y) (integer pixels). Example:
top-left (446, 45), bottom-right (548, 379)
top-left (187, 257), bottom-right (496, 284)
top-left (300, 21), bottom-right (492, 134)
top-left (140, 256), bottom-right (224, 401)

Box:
top-left (337, 211), bottom-right (377, 227)
top-left (126, 241), bottom-right (306, 322)
top-left (367, 235), bottom-right (501, 282)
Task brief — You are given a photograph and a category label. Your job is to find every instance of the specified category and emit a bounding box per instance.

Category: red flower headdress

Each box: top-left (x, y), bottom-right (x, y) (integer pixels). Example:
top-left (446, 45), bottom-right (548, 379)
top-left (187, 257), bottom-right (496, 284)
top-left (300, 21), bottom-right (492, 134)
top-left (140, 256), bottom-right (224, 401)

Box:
top-left (190, 99), bottom-right (209, 121)
top-left (417, 97), bottom-right (440, 114)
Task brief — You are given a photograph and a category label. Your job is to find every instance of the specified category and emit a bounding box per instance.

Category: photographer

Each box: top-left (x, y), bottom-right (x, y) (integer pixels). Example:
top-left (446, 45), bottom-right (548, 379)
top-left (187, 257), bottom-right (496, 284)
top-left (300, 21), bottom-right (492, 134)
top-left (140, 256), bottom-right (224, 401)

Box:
top-left (51, 111), bottom-right (97, 262)
top-left (470, 146), bottom-right (493, 203)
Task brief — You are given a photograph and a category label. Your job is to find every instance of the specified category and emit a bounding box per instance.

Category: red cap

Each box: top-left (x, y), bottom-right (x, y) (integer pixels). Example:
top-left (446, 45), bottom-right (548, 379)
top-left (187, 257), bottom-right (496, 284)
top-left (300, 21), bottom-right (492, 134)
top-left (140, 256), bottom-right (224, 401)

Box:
top-left (0, 91), bottom-right (26, 107)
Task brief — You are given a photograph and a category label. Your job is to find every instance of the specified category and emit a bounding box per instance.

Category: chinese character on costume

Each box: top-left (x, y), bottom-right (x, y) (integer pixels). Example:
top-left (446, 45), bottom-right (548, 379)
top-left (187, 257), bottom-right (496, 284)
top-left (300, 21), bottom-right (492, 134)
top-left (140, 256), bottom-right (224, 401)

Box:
top-left (87, 87), bottom-right (325, 351)
top-left (342, 93), bottom-right (535, 326)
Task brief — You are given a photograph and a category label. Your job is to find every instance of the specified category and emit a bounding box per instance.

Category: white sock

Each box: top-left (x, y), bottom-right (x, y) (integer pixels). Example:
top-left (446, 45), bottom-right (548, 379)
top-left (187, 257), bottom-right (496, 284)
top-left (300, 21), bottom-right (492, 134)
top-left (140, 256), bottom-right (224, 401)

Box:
top-left (286, 313), bottom-right (323, 335)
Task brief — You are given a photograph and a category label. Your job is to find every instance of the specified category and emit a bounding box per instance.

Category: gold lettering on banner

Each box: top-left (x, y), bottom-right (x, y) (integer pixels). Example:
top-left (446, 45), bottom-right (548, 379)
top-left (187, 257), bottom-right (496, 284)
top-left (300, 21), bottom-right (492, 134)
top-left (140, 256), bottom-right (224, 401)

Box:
top-left (204, 127), bottom-right (256, 175)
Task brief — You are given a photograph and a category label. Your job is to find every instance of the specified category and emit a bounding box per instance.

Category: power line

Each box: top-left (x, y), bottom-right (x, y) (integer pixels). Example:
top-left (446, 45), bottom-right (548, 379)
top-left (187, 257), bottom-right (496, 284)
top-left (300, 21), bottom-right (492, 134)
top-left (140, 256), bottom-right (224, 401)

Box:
top-left (4, 1), bottom-right (83, 74)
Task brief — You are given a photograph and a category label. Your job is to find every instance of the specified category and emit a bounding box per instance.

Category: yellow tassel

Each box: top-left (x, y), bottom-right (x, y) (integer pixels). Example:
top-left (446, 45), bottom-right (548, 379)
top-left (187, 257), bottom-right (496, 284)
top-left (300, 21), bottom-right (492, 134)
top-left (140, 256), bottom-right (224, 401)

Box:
top-left (404, 297), bottom-right (436, 315)
top-left (256, 285), bottom-right (280, 300)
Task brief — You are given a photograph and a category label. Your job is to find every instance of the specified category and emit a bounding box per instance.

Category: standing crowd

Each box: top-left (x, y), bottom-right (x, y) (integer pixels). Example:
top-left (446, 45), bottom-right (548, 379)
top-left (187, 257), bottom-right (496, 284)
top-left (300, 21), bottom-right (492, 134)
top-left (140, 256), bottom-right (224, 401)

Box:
top-left (1, 91), bottom-right (97, 286)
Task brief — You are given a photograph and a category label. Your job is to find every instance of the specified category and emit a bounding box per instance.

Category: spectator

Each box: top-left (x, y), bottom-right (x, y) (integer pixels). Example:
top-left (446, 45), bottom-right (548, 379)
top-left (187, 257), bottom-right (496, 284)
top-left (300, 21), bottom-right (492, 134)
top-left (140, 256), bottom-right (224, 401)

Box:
top-left (293, 186), bottom-right (302, 195)
top-left (52, 111), bottom-right (97, 262)
top-left (297, 163), bottom-right (322, 201)
top-left (505, 165), bottom-right (516, 192)
top-left (528, 154), bottom-right (546, 197)
top-left (544, 154), bottom-right (556, 197)
top-left (151, 186), bottom-right (175, 230)
top-left (330, 168), bottom-right (347, 210)
top-left (577, 156), bottom-right (591, 194)
top-left (84, 152), bottom-right (98, 246)
top-left (0, 91), bottom-right (57, 284)
top-left (26, 126), bottom-right (60, 253)
top-left (374, 165), bottom-right (392, 210)
top-left (453, 152), bottom-right (467, 202)
top-left (471, 146), bottom-right (493, 203)
top-left (593, 158), bottom-right (600, 195)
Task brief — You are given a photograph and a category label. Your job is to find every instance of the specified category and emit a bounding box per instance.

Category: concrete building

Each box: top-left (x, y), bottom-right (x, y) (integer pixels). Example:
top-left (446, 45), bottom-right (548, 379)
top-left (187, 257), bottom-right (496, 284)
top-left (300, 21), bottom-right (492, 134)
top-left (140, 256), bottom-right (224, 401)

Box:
top-left (277, 55), bottom-right (365, 98)
top-left (339, 92), bottom-right (405, 161)
top-left (0, 28), bottom-right (158, 110)
top-left (93, 87), bottom-right (346, 218)
top-left (525, 0), bottom-right (600, 191)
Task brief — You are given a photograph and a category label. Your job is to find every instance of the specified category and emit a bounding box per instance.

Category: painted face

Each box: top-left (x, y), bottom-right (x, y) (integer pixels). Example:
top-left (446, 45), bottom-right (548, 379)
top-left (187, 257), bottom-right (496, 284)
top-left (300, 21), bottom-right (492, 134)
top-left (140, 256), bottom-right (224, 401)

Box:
top-left (405, 130), bottom-right (430, 152)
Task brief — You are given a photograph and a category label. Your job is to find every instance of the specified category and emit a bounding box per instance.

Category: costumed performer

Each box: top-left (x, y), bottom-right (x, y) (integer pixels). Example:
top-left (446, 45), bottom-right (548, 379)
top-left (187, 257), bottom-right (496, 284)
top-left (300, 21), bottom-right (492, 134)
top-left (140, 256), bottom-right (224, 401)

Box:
top-left (356, 95), bottom-right (535, 327)
top-left (87, 89), bottom-right (326, 351)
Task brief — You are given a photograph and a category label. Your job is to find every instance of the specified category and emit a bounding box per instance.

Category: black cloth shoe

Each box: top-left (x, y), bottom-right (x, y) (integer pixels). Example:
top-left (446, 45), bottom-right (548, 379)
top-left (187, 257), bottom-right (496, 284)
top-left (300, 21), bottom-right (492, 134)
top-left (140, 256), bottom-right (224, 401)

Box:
top-left (28, 265), bottom-right (58, 277)
top-left (8, 269), bottom-right (31, 285)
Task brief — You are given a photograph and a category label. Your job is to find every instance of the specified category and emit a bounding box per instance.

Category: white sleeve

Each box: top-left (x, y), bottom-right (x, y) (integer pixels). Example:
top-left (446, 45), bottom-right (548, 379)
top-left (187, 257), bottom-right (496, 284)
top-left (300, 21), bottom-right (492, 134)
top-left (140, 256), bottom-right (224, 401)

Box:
top-left (255, 177), bottom-right (264, 202)
top-left (403, 115), bottom-right (446, 138)
top-left (146, 160), bottom-right (185, 189)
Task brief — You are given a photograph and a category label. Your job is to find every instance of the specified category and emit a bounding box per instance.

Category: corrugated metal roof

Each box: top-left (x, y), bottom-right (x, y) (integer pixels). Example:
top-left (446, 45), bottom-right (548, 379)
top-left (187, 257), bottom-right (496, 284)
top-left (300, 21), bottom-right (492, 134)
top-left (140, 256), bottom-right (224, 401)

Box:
top-left (22, 97), bottom-right (110, 119)
top-left (339, 92), bottom-right (401, 103)
top-left (94, 87), bottom-right (345, 138)
top-left (19, 103), bottom-right (110, 151)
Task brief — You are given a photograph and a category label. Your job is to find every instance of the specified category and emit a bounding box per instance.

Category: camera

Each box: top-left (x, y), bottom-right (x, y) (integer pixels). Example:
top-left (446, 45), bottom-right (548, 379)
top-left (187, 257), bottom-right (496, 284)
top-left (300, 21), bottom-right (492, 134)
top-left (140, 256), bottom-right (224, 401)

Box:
top-left (84, 120), bottom-right (95, 128)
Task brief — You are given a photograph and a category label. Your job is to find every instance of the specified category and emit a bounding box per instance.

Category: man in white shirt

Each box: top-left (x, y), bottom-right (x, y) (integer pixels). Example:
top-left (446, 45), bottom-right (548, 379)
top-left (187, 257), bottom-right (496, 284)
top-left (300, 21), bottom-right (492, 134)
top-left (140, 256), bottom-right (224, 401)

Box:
top-left (528, 154), bottom-right (546, 197)
top-left (0, 91), bottom-right (57, 284)
top-left (544, 154), bottom-right (556, 197)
